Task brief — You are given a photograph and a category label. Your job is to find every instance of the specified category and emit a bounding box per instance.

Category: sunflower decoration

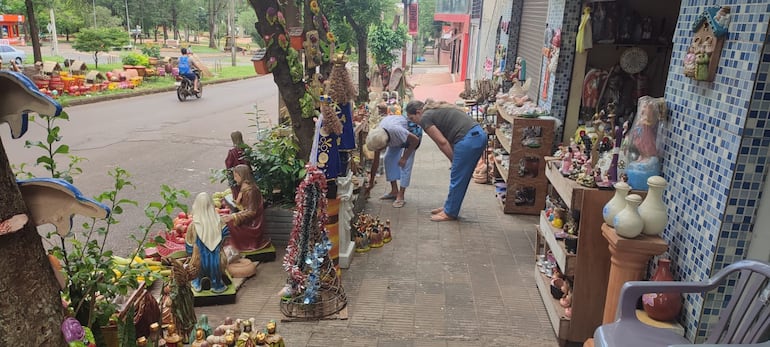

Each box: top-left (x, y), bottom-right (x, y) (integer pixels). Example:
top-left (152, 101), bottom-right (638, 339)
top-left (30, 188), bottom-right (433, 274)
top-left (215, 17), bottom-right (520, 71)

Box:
top-left (309, 0), bottom-right (320, 14)
top-left (326, 32), bottom-right (336, 43)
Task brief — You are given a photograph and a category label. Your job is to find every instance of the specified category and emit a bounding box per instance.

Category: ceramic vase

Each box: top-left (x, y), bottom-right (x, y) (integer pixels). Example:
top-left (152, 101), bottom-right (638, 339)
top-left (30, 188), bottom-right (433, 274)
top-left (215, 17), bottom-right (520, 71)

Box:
top-left (603, 181), bottom-right (631, 227)
top-left (639, 176), bottom-right (668, 236)
top-left (613, 194), bottom-right (643, 238)
top-left (642, 258), bottom-right (682, 321)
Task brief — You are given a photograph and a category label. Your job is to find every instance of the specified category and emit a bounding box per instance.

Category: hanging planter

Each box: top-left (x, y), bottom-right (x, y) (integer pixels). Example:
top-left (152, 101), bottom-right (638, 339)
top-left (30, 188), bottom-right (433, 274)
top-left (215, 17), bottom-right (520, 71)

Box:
top-left (288, 27), bottom-right (304, 50)
top-left (251, 49), bottom-right (270, 75)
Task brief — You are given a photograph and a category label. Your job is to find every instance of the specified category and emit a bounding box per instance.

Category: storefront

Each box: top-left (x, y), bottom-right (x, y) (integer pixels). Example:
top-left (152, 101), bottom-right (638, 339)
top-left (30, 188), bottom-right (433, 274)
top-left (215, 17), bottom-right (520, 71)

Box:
top-left (0, 14), bottom-right (25, 46)
top-left (494, 0), bottom-right (770, 343)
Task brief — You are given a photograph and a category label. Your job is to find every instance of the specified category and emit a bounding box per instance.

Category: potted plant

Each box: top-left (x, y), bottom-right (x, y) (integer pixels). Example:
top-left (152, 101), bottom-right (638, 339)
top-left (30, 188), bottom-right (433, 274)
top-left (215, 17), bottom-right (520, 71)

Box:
top-left (288, 27), bottom-right (304, 51)
top-left (251, 49), bottom-right (269, 75)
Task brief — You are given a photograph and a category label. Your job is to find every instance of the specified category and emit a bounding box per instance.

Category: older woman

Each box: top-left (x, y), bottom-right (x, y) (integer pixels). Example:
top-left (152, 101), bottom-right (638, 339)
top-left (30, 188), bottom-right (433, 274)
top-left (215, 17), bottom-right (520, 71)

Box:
top-left (221, 164), bottom-right (272, 255)
top-left (405, 100), bottom-right (487, 221)
top-left (365, 113), bottom-right (421, 208)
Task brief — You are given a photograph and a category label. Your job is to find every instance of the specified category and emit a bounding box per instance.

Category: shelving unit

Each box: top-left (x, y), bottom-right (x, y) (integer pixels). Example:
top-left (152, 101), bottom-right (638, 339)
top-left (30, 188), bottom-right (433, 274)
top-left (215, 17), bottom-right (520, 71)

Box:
top-left (534, 158), bottom-right (615, 345)
top-left (493, 106), bottom-right (555, 215)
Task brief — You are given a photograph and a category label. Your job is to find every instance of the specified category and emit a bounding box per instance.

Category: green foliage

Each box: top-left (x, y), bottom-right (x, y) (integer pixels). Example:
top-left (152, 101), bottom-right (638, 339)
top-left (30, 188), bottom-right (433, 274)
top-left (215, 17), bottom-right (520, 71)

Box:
top-left (19, 112), bottom-right (84, 183)
top-left (15, 100), bottom-right (189, 341)
top-left (141, 45), bottom-right (161, 59)
top-left (244, 125), bottom-right (306, 207)
top-left (299, 92), bottom-right (315, 119)
top-left (122, 52), bottom-right (150, 67)
top-left (418, 0), bottom-right (439, 44)
top-left (73, 27), bottom-right (130, 68)
top-left (287, 48), bottom-right (303, 83)
top-left (369, 24), bottom-right (408, 67)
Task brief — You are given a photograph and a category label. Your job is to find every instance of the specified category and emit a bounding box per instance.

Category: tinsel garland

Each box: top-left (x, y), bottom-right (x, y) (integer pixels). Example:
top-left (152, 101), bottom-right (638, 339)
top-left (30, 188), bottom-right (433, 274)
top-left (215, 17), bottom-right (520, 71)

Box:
top-left (282, 165), bottom-right (329, 296)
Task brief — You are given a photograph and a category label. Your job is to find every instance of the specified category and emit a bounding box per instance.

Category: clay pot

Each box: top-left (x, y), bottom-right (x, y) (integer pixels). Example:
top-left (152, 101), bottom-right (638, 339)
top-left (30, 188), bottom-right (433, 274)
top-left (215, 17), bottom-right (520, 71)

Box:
top-left (643, 258), bottom-right (682, 321)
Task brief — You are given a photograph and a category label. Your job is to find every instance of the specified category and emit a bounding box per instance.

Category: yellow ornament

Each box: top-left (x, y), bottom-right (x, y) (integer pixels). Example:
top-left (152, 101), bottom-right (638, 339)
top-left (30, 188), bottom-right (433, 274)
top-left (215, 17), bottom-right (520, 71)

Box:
top-left (552, 218), bottom-right (564, 229)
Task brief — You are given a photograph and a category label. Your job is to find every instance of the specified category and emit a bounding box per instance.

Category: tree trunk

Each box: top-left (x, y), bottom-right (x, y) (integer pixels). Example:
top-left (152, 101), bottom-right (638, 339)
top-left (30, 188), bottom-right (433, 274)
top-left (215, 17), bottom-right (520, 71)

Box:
top-left (347, 17), bottom-right (369, 103)
top-left (208, 0), bottom-right (218, 49)
top-left (171, 3), bottom-right (179, 40)
top-left (248, 0), bottom-right (320, 161)
top-left (25, 0), bottom-right (42, 63)
top-left (0, 139), bottom-right (67, 346)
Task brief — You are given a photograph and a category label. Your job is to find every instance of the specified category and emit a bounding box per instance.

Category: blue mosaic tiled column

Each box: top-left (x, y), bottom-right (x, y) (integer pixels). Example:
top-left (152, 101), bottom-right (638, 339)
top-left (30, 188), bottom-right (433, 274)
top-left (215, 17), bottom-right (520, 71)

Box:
top-left (660, 0), bottom-right (770, 341)
top-left (540, 0), bottom-right (582, 144)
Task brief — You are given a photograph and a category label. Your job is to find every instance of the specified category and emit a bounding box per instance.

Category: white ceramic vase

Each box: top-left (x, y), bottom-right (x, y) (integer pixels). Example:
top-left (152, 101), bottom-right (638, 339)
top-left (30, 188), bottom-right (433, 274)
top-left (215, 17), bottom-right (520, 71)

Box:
top-left (639, 176), bottom-right (668, 236)
top-left (602, 181), bottom-right (631, 227)
top-left (613, 194), bottom-right (644, 238)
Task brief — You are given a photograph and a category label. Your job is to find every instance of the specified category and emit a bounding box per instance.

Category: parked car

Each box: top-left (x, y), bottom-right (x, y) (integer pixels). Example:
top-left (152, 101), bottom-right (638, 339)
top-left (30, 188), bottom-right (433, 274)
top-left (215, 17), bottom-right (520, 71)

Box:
top-left (0, 44), bottom-right (26, 66)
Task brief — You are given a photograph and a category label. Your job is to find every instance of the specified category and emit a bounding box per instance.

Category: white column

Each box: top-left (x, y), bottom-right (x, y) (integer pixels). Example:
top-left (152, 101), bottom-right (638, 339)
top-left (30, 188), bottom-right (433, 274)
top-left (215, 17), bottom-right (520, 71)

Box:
top-left (336, 171), bottom-right (356, 268)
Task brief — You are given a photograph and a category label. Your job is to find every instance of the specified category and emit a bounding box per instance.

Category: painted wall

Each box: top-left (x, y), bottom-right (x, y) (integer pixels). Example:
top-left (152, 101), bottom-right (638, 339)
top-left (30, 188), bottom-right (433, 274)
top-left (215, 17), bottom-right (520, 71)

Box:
top-left (660, 0), bottom-right (769, 341)
top-left (473, 0), bottom-right (513, 82)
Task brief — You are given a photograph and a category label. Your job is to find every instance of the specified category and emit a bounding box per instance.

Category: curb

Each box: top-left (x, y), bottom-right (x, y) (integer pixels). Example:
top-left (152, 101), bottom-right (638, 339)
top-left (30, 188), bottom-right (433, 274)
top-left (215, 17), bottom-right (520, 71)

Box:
top-left (64, 74), bottom-right (265, 106)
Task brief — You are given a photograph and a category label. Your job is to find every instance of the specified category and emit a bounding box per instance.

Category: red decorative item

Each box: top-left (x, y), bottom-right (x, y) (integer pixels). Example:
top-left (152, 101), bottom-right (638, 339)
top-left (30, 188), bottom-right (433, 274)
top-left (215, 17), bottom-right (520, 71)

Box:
top-left (251, 49), bottom-right (269, 75)
top-left (289, 27), bottom-right (304, 50)
top-left (642, 258), bottom-right (682, 321)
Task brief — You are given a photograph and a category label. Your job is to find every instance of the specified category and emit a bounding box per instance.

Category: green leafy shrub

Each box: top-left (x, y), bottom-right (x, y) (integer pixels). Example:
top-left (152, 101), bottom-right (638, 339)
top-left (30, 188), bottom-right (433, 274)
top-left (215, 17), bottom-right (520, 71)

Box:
top-left (122, 52), bottom-right (150, 67)
top-left (141, 45), bottom-right (161, 59)
top-left (245, 125), bottom-right (306, 207)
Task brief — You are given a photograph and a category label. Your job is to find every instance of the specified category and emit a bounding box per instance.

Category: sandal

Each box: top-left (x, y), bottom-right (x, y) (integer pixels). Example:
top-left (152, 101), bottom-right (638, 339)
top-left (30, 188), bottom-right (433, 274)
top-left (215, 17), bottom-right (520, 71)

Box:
top-left (380, 193), bottom-right (397, 200)
top-left (430, 207), bottom-right (444, 215)
top-left (430, 211), bottom-right (456, 222)
top-left (392, 200), bottom-right (406, 208)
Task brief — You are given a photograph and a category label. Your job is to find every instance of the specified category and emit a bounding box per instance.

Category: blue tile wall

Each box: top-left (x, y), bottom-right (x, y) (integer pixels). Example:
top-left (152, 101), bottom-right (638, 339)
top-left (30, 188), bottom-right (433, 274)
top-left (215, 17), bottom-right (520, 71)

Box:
top-left (660, 0), bottom-right (770, 341)
top-left (540, 0), bottom-right (581, 144)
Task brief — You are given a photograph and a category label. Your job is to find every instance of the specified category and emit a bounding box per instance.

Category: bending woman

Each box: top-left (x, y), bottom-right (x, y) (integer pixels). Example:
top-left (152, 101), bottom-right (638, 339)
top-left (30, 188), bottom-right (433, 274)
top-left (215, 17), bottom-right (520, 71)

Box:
top-left (365, 114), bottom-right (422, 208)
top-left (405, 100), bottom-right (487, 221)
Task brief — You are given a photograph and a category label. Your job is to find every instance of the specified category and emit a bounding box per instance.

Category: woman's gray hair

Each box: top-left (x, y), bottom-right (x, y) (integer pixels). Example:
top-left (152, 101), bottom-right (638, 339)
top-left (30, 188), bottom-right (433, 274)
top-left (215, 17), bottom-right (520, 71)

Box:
top-left (366, 127), bottom-right (389, 152)
top-left (405, 100), bottom-right (425, 115)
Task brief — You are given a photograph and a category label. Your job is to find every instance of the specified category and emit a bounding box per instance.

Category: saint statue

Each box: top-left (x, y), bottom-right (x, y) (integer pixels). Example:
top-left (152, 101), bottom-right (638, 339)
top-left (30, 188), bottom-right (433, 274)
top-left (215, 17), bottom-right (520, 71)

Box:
top-left (222, 164), bottom-right (274, 256)
top-left (186, 192), bottom-right (229, 293)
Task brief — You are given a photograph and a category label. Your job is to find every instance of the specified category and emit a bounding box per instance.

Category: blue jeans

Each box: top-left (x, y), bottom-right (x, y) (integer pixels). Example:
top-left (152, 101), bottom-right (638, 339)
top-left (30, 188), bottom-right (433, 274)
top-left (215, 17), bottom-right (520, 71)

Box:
top-left (444, 124), bottom-right (486, 218)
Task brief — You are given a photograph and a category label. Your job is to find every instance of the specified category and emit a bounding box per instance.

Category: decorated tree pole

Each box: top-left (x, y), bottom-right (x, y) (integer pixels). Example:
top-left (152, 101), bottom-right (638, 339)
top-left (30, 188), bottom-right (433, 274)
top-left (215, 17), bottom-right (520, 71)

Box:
top-left (0, 72), bottom-right (68, 346)
top-left (247, 0), bottom-right (334, 161)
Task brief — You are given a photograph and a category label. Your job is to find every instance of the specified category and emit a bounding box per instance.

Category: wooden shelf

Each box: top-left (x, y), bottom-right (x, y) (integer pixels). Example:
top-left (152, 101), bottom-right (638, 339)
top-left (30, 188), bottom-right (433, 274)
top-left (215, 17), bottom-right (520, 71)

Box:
top-left (495, 160), bottom-right (509, 183)
top-left (545, 158), bottom-right (583, 209)
top-left (498, 105), bottom-right (515, 123)
top-left (539, 211), bottom-right (577, 277)
top-left (534, 266), bottom-right (570, 340)
top-left (497, 130), bottom-right (512, 154)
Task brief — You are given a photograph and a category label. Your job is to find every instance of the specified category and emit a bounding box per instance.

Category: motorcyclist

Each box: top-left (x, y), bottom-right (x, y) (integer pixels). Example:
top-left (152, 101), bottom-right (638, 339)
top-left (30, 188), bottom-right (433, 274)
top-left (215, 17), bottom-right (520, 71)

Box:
top-left (178, 47), bottom-right (201, 93)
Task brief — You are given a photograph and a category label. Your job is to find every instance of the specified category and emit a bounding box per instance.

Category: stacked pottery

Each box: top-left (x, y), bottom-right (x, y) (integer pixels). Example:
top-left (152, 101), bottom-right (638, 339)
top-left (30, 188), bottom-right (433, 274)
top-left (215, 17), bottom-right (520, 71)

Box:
top-left (613, 194), bottom-right (644, 238)
top-left (602, 181), bottom-right (631, 227)
top-left (638, 176), bottom-right (669, 236)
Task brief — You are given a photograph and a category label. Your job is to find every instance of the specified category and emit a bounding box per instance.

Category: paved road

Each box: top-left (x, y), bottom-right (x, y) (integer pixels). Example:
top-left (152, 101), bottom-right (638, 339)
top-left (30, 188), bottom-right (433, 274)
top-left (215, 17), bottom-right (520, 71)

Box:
top-left (2, 76), bottom-right (279, 254)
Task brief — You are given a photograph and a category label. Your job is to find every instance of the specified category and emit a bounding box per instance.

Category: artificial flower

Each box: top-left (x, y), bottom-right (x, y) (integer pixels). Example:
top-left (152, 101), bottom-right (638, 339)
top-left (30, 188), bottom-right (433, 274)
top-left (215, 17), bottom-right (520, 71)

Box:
top-left (310, 0), bottom-right (320, 14)
top-left (326, 32), bottom-right (336, 42)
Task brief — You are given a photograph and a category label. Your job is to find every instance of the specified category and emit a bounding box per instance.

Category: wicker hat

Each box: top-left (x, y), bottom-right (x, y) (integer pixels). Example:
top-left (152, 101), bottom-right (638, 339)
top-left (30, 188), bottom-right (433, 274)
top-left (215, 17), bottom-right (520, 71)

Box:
top-left (366, 127), bottom-right (388, 152)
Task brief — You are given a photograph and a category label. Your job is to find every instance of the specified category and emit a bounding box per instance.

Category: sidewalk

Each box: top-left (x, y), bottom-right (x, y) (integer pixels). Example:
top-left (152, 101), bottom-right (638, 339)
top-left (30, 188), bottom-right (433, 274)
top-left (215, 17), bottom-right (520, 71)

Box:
top-left (194, 71), bottom-right (559, 346)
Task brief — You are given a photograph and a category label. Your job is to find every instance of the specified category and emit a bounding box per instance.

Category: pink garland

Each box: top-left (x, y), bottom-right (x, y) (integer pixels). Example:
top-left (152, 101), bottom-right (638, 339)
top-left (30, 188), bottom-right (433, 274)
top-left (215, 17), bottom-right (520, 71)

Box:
top-left (283, 165), bottom-right (329, 290)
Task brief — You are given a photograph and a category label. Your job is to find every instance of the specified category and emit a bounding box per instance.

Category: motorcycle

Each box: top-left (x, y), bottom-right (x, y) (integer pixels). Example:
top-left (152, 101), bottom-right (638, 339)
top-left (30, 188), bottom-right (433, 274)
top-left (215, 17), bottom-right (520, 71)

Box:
top-left (175, 70), bottom-right (202, 101)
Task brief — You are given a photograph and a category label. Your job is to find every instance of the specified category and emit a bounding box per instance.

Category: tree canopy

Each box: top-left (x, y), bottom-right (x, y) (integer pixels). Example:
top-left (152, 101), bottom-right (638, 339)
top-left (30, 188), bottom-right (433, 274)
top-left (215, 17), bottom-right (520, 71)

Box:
top-left (72, 27), bottom-right (129, 67)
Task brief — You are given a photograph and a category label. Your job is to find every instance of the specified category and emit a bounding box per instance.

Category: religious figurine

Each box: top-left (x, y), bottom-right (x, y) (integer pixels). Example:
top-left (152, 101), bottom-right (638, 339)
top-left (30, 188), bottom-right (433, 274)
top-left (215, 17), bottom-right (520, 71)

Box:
top-left (137, 337), bottom-right (149, 347)
top-left (186, 192), bottom-right (229, 293)
top-left (191, 314), bottom-right (214, 345)
top-left (326, 53), bottom-right (357, 176)
top-left (164, 324), bottom-right (183, 347)
top-left (368, 218), bottom-right (384, 248)
top-left (162, 257), bottom-right (196, 343)
top-left (382, 219), bottom-right (392, 243)
top-left (265, 320), bottom-right (285, 347)
top-left (149, 323), bottom-right (166, 347)
top-left (217, 317), bottom-right (239, 337)
top-left (311, 95), bottom-right (343, 198)
top-left (206, 327), bottom-right (227, 346)
top-left (624, 96), bottom-right (666, 189)
top-left (191, 328), bottom-right (207, 347)
top-left (160, 283), bottom-right (177, 328)
top-left (225, 131), bottom-right (249, 200)
top-left (354, 214), bottom-right (370, 252)
top-left (222, 164), bottom-right (274, 258)
top-left (559, 280), bottom-right (572, 308)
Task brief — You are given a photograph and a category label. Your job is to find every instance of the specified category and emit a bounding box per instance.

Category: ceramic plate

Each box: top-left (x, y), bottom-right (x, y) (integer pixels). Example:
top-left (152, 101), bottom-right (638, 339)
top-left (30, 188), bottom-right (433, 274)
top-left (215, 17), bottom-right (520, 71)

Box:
top-left (620, 47), bottom-right (648, 74)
